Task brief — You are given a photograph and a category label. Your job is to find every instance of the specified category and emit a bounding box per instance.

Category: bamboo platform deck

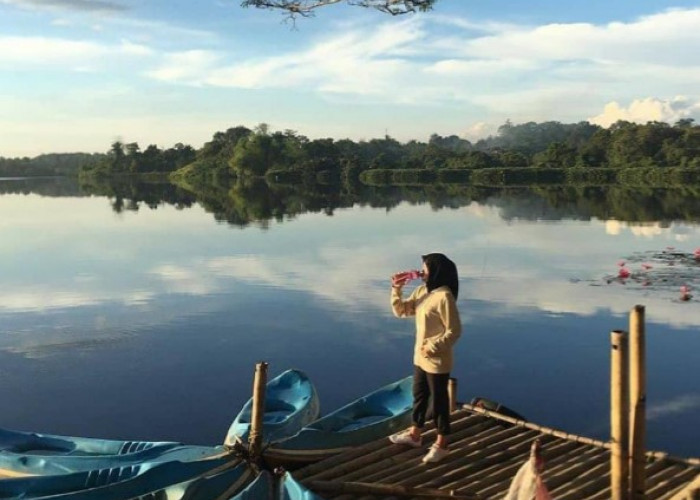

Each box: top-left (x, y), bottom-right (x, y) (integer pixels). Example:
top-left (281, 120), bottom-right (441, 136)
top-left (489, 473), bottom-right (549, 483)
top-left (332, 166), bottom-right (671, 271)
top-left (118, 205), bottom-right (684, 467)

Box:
top-left (293, 404), bottom-right (700, 500)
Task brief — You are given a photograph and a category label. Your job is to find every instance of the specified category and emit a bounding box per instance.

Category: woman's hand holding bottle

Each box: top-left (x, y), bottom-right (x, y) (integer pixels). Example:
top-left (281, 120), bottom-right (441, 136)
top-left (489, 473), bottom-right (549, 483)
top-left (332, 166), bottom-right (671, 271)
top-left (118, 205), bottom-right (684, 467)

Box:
top-left (392, 269), bottom-right (423, 289)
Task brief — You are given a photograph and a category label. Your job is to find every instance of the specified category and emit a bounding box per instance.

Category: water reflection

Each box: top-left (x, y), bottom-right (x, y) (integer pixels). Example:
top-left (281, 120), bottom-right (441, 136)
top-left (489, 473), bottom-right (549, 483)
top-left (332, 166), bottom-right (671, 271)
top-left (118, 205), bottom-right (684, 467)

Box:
top-left (6, 176), bottom-right (700, 225)
top-left (0, 177), bottom-right (698, 457)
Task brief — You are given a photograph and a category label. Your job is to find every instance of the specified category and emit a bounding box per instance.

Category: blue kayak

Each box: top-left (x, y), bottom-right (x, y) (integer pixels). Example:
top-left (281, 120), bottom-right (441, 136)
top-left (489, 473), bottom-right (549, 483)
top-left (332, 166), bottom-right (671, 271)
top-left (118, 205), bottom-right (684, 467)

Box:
top-left (0, 427), bottom-right (193, 477)
top-left (231, 470), bottom-right (325, 500)
top-left (280, 471), bottom-right (325, 500)
top-left (0, 427), bottom-right (180, 457)
top-left (225, 369), bottom-right (320, 447)
top-left (264, 376), bottom-right (412, 465)
top-left (0, 456), bottom-right (252, 499)
top-left (0, 443), bottom-right (226, 476)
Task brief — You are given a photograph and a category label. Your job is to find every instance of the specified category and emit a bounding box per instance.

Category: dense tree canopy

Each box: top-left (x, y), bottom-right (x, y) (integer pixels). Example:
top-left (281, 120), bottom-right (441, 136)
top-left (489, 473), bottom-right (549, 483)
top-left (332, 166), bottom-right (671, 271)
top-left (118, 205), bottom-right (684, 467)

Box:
top-left (7, 119), bottom-right (698, 184)
top-left (0, 153), bottom-right (104, 177)
top-left (194, 118), bottom-right (700, 182)
top-left (80, 141), bottom-right (196, 176)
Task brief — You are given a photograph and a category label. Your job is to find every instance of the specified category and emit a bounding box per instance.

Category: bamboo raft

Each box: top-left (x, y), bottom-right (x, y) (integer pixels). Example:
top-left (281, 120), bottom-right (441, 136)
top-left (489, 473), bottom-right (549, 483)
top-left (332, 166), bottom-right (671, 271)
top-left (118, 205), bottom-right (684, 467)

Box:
top-left (292, 403), bottom-right (700, 500)
top-left (4, 307), bottom-right (699, 498)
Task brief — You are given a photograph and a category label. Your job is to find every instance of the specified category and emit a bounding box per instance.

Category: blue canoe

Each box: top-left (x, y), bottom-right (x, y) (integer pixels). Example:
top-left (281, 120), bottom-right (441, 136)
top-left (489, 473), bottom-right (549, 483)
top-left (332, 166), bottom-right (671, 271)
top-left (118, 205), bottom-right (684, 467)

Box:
top-left (0, 442), bottom-right (226, 476)
top-left (0, 427), bottom-right (180, 458)
top-left (225, 369), bottom-right (320, 447)
top-left (0, 427), bottom-right (193, 477)
top-left (264, 376), bottom-right (413, 465)
top-left (280, 471), bottom-right (325, 500)
top-left (0, 456), bottom-right (253, 499)
top-left (232, 470), bottom-right (325, 500)
top-left (0, 426), bottom-right (232, 477)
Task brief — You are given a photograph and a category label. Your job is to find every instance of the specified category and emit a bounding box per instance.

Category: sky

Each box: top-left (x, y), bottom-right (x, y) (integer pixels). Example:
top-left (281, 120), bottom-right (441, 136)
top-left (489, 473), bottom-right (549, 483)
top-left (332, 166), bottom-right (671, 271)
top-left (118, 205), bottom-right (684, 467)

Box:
top-left (1, 0), bottom-right (699, 157)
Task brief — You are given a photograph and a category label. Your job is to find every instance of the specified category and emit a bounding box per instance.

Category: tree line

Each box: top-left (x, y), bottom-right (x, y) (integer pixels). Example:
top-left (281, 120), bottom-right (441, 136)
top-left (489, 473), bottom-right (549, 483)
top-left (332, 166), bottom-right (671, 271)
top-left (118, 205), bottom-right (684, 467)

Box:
top-left (80, 141), bottom-right (196, 177)
top-left (5, 118), bottom-right (699, 182)
top-left (169, 119), bottom-right (700, 187)
top-left (0, 153), bottom-right (104, 178)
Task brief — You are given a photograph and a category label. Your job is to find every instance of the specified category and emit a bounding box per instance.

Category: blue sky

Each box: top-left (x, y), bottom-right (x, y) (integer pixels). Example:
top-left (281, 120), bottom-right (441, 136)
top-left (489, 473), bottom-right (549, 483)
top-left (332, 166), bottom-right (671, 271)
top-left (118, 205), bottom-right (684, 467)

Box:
top-left (1, 0), bottom-right (699, 157)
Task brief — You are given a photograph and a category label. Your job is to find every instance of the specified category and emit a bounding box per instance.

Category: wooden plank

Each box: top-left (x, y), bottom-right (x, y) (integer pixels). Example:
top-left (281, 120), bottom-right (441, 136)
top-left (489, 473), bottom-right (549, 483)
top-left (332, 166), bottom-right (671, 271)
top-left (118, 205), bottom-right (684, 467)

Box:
top-left (665, 473), bottom-right (700, 500)
top-left (295, 403), bottom-right (699, 500)
top-left (423, 431), bottom-right (549, 490)
top-left (540, 444), bottom-right (605, 482)
top-left (306, 480), bottom-right (481, 499)
top-left (547, 451), bottom-right (610, 496)
top-left (359, 426), bottom-right (535, 486)
top-left (646, 469), bottom-right (700, 500)
top-left (546, 460), bottom-right (611, 500)
top-left (318, 418), bottom-right (506, 484)
top-left (441, 438), bottom-right (582, 493)
top-left (297, 411), bottom-right (488, 481)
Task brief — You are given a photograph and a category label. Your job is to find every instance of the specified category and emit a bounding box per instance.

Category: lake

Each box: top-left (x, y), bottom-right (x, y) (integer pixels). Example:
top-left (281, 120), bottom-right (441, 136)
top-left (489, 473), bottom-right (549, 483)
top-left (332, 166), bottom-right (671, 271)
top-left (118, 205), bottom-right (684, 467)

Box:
top-left (0, 177), bottom-right (698, 458)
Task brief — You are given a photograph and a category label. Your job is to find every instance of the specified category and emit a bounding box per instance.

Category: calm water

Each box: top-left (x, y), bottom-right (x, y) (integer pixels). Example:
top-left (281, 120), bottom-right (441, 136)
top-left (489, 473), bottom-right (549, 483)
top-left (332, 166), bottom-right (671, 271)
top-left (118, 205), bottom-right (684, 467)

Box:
top-left (0, 178), bottom-right (699, 457)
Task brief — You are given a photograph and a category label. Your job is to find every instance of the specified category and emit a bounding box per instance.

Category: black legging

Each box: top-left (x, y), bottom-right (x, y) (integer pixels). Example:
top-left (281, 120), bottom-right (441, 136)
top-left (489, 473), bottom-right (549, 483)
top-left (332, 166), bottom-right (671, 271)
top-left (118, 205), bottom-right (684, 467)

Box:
top-left (412, 365), bottom-right (451, 435)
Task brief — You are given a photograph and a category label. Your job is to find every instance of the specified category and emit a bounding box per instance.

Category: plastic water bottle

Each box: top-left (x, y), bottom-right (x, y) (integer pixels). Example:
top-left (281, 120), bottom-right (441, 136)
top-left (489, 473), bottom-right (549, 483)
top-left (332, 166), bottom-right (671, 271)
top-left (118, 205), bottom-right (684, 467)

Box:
top-left (403, 269), bottom-right (423, 281)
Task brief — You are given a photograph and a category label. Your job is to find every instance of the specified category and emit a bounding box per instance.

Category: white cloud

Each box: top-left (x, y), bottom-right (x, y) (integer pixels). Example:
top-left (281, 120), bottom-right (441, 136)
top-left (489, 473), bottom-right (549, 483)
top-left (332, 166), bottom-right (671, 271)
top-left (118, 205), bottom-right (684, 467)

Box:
top-left (0, 290), bottom-right (101, 312)
top-left (0, 0), bottom-right (127, 13)
top-left (0, 36), bottom-right (106, 64)
top-left (0, 35), bottom-right (153, 67)
top-left (140, 6), bottom-right (700, 125)
top-left (458, 9), bottom-right (700, 65)
top-left (647, 394), bottom-right (700, 421)
top-left (149, 264), bottom-right (215, 295)
top-left (425, 58), bottom-right (537, 76)
top-left (118, 39), bottom-right (153, 56)
top-left (589, 97), bottom-right (700, 127)
top-left (149, 18), bottom-right (424, 94)
top-left (4, 5), bottom-right (700, 154)
top-left (147, 50), bottom-right (221, 82)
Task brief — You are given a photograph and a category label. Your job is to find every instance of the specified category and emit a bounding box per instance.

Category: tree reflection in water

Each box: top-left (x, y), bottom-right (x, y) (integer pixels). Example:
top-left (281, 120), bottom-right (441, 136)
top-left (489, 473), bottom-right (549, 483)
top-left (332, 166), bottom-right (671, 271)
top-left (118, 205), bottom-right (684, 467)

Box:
top-left (6, 176), bottom-right (700, 228)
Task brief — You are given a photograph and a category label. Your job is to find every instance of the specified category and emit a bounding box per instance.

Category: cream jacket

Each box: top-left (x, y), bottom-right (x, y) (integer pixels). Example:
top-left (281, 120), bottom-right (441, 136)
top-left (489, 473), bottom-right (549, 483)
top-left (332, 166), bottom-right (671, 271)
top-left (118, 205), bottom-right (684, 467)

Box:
top-left (391, 284), bottom-right (462, 374)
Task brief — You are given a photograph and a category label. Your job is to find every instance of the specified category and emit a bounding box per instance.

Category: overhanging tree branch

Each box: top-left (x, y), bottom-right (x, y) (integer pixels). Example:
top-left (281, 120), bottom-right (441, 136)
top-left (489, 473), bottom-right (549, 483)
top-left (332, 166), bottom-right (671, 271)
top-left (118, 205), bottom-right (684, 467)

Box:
top-left (241, 0), bottom-right (437, 18)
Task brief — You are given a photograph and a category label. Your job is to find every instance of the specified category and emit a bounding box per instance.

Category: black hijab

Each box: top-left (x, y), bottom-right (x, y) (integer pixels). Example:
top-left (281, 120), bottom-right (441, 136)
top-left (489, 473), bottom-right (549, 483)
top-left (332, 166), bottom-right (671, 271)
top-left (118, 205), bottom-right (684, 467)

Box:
top-left (422, 253), bottom-right (459, 299)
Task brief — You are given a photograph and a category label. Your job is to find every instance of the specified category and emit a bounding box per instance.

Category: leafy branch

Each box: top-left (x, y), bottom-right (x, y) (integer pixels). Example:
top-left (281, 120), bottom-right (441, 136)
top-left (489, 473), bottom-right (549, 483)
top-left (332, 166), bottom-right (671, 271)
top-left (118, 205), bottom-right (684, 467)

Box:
top-left (240, 0), bottom-right (436, 18)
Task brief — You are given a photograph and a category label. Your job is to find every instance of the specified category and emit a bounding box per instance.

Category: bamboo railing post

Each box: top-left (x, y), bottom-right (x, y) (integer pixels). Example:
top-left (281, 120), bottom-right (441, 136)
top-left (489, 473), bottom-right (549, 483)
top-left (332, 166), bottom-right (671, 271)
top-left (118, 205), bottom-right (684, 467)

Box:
top-left (611, 330), bottom-right (630, 500)
top-left (629, 305), bottom-right (647, 500)
top-left (248, 361), bottom-right (269, 459)
top-left (448, 377), bottom-right (458, 413)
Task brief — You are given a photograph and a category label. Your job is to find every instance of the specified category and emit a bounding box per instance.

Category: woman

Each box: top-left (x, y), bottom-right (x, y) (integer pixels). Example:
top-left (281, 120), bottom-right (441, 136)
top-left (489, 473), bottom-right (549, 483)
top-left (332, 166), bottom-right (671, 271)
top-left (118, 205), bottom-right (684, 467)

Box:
top-left (388, 253), bottom-right (462, 464)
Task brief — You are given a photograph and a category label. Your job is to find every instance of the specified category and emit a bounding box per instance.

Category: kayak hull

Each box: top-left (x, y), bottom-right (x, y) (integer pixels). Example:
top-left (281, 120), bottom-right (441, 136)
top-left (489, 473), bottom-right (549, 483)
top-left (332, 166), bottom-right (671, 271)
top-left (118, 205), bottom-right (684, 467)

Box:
top-left (265, 376), bottom-right (413, 466)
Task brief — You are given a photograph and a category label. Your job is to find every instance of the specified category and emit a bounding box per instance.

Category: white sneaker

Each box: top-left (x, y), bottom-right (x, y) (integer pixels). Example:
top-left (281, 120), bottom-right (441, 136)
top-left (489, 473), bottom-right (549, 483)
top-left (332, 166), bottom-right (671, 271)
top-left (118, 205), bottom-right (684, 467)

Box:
top-left (389, 430), bottom-right (422, 448)
top-left (422, 444), bottom-right (449, 463)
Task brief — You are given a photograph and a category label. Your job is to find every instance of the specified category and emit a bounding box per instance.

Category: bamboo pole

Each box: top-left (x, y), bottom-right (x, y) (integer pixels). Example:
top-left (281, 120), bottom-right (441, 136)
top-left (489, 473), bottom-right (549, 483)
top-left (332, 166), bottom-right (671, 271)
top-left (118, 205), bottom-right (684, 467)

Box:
top-left (306, 480), bottom-right (482, 499)
top-left (463, 403), bottom-right (700, 466)
top-left (449, 377), bottom-right (458, 413)
top-left (464, 404), bottom-right (612, 449)
top-left (629, 305), bottom-right (646, 500)
top-left (611, 330), bottom-right (630, 500)
top-left (248, 361), bottom-right (269, 459)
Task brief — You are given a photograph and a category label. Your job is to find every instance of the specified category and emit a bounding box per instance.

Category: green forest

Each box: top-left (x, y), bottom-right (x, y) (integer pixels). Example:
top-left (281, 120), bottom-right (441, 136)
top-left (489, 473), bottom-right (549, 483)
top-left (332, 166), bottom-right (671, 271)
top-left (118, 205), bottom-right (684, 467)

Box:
top-left (0, 153), bottom-right (104, 178)
top-left (3, 119), bottom-right (700, 187)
